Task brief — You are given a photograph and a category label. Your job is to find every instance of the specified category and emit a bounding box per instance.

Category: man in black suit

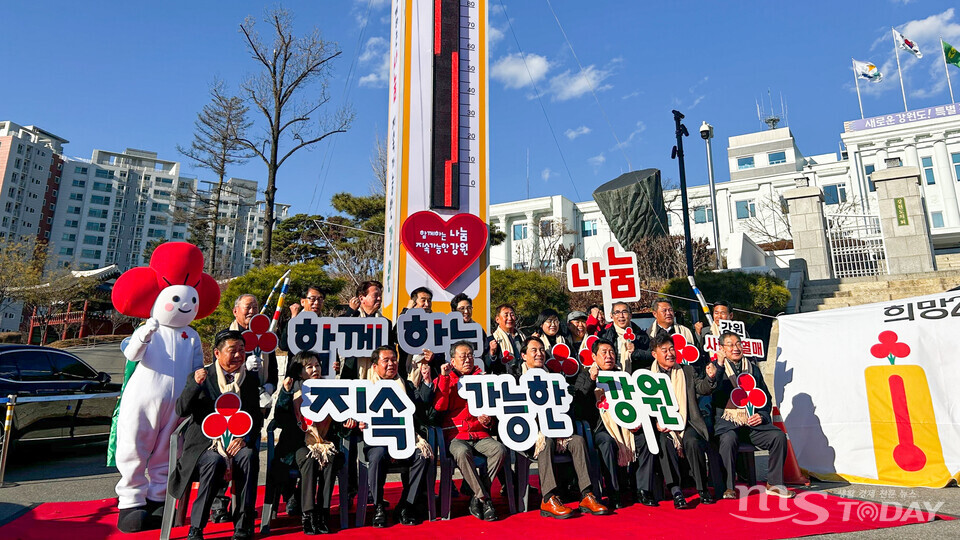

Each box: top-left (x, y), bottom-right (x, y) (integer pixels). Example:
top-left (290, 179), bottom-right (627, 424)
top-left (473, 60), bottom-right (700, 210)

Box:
top-left (170, 330), bottom-right (264, 540)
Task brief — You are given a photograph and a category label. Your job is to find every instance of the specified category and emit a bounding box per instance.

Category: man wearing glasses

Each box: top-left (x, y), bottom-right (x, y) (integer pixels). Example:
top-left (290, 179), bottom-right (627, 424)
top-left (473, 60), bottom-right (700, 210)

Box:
top-left (598, 301), bottom-right (653, 372)
top-left (451, 293), bottom-right (500, 373)
top-left (711, 332), bottom-right (793, 500)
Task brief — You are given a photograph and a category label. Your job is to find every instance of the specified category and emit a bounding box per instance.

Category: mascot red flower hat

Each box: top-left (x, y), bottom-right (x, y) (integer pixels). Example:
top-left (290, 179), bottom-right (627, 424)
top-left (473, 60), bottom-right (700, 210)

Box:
top-left (112, 241), bottom-right (220, 320)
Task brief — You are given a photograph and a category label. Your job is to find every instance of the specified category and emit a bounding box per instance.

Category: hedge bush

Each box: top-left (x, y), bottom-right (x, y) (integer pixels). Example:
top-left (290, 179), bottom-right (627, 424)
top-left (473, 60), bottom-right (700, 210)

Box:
top-left (660, 270), bottom-right (789, 328)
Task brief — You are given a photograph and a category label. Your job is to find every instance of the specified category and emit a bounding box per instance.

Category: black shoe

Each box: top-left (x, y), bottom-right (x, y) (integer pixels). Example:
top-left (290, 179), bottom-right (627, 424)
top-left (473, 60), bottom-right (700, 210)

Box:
top-left (372, 503), bottom-right (388, 528)
top-left (187, 526), bottom-right (204, 540)
top-left (399, 504), bottom-right (418, 526)
top-left (313, 510), bottom-right (330, 534)
top-left (636, 490), bottom-right (658, 507)
top-left (302, 510), bottom-right (317, 535)
top-left (211, 495), bottom-right (233, 523)
top-left (608, 490), bottom-right (627, 509)
top-left (698, 490), bottom-right (717, 505)
top-left (482, 499), bottom-right (498, 522)
top-left (673, 492), bottom-right (690, 510)
top-left (231, 528), bottom-right (253, 540)
top-left (286, 493), bottom-right (301, 517)
top-left (469, 496), bottom-right (483, 519)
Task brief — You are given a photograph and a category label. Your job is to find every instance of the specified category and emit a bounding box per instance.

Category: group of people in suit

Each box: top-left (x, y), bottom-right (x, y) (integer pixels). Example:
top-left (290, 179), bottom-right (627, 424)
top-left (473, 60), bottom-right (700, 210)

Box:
top-left (169, 282), bottom-right (793, 540)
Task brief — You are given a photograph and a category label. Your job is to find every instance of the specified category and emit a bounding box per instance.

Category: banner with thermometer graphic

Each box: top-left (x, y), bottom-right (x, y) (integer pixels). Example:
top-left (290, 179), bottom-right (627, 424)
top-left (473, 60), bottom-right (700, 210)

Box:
top-left (776, 290), bottom-right (960, 487)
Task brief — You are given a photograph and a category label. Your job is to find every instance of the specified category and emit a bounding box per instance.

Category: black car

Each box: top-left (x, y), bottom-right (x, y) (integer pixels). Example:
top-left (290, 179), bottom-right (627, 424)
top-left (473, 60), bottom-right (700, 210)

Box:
top-left (0, 344), bottom-right (121, 446)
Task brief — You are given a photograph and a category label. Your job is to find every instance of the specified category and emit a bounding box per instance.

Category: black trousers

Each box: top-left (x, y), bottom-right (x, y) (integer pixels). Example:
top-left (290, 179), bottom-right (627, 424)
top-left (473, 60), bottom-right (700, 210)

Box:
top-left (363, 444), bottom-right (429, 507)
top-left (633, 429), bottom-right (674, 493)
top-left (191, 447), bottom-right (258, 531)
top-left (293, 447), bottom-right (343, 513)
top-left (659, 429), bottom-right (724, 492)
top-left (592, 428), bottom-right (621, 493)
top-left (717, 427), bottom-right (787, 489)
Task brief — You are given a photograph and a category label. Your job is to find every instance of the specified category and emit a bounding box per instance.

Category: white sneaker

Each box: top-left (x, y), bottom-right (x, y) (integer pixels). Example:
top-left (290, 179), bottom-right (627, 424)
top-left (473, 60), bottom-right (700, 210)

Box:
top-left (765, 483), bottom-right (796, 499)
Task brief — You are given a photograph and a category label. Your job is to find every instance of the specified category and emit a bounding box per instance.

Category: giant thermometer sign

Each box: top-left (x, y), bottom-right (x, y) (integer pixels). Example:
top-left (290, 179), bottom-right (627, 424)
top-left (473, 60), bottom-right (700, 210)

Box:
top-left (382, 0), bottom-right (490, 325)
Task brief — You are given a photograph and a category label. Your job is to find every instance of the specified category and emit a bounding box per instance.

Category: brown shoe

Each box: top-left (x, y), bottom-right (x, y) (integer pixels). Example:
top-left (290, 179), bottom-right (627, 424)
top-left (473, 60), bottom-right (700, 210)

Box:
top-left (578, 493), bottom-right (611, 515)
top-left (540, 495), bottom-right (575, 519)
top-left (722, 489), bottom-right (737, 500)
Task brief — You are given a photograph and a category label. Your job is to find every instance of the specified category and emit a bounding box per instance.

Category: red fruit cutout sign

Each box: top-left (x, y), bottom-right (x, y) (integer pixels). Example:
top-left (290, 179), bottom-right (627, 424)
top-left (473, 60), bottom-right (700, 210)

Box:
top-left (672, 334), bottom-right (700, 365)
top-left (243, 313), bottom-right (278, 354)
top-left (400, 211), bottom-right (489, 289)
top-left (202, 392), bottom-right (254, 449)
top-left (730, 373), bottom-right (767, 416)
top-left (623, 328), bottom-right (636, 341)
top-left (870, 330), bottom-right (910, 366)
top-left (546, 343), bottom-right (580, 377)
top-left (580, 335), bottom-right (598, 366)
top-left (500, 348), bottom-right (514, 364)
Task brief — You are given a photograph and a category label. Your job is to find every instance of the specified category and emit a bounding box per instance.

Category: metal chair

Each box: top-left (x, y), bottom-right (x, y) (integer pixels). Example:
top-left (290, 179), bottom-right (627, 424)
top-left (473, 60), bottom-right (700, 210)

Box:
top-left (353, 432), bottom-right (436, 527)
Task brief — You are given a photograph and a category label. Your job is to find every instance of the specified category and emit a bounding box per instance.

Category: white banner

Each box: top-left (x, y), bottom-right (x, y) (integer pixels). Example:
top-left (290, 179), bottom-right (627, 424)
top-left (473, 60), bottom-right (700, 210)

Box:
top-left (286, 313), bottom-right (391, 378)
top-left (776, 290), bottom-right (960, 487)
top-left (395, 308), bottom-right (484, 356)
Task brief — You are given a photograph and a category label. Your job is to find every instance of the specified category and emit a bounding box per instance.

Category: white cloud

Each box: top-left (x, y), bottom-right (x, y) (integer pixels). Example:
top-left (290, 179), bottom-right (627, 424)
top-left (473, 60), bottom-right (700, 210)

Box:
top-left (548, 64), bottom-right (613, 101)
top-left (564, 125), bottom-right (591, 140)
top-left (858, 9), bottom-right (960, 97)
top-left (491, 53), bottom-right (550, 89)
top-left (488, 25), bottom-right (505, 47)
top-left (358, 36), bottom-right (390, 88)
top-left (622, 90), bottom-right (641, 100)
top-left (611, 121), bottom-right (646, 150)
top-left (588, 153), bottom-right (606, 167)
top-left (541, 168), bottom-right (552, 182)
top-left (352, 0), bottom-right (390, 25)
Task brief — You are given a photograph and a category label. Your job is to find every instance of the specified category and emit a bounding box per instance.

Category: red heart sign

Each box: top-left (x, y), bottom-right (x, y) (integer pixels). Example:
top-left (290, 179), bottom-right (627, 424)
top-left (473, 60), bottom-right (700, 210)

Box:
top-left (401, 211), bottom-right (489, 290)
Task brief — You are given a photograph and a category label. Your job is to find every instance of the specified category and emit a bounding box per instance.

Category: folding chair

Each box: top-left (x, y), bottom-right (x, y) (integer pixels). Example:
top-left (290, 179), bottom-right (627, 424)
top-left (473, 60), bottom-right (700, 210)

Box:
top-left (515, 421), bottom-right (601, 511)
top-left (354, 432), bottom-right (436, 527)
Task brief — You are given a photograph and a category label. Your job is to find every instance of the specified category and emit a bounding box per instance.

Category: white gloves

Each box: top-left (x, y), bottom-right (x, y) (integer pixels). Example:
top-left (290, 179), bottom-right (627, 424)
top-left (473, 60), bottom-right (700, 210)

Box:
top-left (245, 354), bottom-right (262, 372)
top-left (136, 317), bottom-right (160, 343)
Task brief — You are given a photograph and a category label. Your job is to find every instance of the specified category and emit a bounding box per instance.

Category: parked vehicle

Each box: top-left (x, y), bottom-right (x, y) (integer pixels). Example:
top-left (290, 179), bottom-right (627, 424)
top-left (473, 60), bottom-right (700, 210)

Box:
top-left (0, 344), bottom-right (120, 447)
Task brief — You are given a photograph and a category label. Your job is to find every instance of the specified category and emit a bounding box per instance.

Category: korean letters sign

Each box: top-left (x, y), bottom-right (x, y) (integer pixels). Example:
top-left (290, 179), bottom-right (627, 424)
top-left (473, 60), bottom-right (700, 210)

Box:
top-left (300, 379), bottom-right (416, 459)
top-left (286, 313), bottom-right (391, 378)
top-left (702, 320), bottom-right (765, 358)
top-left (595, 370), bottom-right (682, 454)
top-left (566, 243), bottom-right (642, 317)
top-left (458, 369), bottom-right (573, 452)
top-left (396, 308), bottom-right (485, 356)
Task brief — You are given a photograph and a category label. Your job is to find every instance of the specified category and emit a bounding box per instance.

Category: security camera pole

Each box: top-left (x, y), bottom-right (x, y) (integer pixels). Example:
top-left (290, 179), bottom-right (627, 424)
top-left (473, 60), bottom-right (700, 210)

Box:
top-left (700, 121), bottom-right (722, 269)
top-left (671, 110), bottom-right (698, 324)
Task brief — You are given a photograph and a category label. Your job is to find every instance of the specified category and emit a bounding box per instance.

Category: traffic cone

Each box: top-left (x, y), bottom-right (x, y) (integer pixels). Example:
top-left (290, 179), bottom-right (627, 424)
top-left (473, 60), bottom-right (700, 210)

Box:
top-left (771, 406), bottom-right (810, 486)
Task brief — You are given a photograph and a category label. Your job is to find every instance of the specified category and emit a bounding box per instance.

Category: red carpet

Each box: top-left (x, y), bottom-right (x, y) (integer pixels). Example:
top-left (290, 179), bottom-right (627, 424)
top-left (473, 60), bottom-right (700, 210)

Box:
top-left (1, 482), bottom-right (950, 540)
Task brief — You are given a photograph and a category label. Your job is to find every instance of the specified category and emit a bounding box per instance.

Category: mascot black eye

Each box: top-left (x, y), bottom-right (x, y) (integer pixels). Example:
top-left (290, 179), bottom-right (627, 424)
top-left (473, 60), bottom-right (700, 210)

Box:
top-left (192, 297), bottom-right (197, 304)
top-left (172, 295), bottom-right (181, 302)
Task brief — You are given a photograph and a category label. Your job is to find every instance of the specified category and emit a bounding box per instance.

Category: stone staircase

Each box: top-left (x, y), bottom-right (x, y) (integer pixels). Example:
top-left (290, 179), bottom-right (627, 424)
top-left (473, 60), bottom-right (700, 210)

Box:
top-left (799, 270), bottom-right (960, 312)
top-left (936, 252), bottom-right (960, 271)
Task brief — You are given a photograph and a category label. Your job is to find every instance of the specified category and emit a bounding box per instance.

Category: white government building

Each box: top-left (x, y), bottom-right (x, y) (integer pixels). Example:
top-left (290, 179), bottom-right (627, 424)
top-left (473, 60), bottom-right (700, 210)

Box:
top-left (489, 103), bottom-right (960, 272)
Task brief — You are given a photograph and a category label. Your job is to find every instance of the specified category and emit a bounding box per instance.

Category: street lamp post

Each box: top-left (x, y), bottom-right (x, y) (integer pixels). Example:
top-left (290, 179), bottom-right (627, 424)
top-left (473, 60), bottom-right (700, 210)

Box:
top-left (700, 121), bottom-right (722, 269)
top-left (671, 110), bottom-right (699, 325)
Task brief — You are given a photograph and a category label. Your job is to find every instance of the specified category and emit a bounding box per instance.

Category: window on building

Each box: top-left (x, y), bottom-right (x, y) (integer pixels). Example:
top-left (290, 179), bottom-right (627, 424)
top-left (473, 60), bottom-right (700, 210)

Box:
top-left (90, 195), bottom-right (110, 205)
top-left (72, 179), bottom-right (86, 188)
top-left (59, 247), bottom-right (74, 256)
top-left (693, 206), bottom-right (714, 224)
top-left (931, 211), bottom-right (945, 229)
top-left (865, 164), bottom-right (876, 192)
top-left (86, 222), bottom-right (106, 232)
top-left (581, 219), bottom-right (597, 237)
top-left (69, 193), bottom-right (83, 201)
top-left (922, 157), bottom-right (936, 185)
top-left (666, 214), bottom-right (672, 227)
top-left (149, 215), bottom-right (168, 225)
top-left (150, 202), bottom-right (169, 212)
top-left (539, 220), bottom-right (554, 237)
top-left (737, 156), bottom-right (755, 170)
top-left (512, 262), bottom-right (528, 270)
top-left (512, 223), bottom-right (527, 241)
top-left (94, 169), bottom-right (114, 179)
top-left (767, 151), bottom-right (787, 165)
top-left (823, 184), bottom-right (848, 205)
top-left (62, 233), bottom-right (76, 242)
top-left (735, 200), bottom-right (756, 219)
top-left (952, 152), bottom-right (960, 181)
top-left (147, 228), bottom-right (165, 238)
top-left (74, 166), bottom-right (88, 175)
top-left (155, 177), bottom-right (173, 184)
top-left (92, 181), bottom-right (112, 192)
top-left (83, 235), bottom-right (104, 246)
top-left (88, 209), bottom-right (108, 219)
top-left (80, 249), bottom-right (101, 259)
top-left (172, 231), bottom-right (185, 240)
top-left (65, 220), bottom-right (78, 228)
top-left (67, 205), bottom-right (81, 215)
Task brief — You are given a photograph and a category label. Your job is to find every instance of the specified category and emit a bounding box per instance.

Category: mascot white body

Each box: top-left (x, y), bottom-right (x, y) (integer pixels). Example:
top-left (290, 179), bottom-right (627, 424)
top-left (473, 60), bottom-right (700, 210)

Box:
top-left (111, 242), bottom-right (220, 532)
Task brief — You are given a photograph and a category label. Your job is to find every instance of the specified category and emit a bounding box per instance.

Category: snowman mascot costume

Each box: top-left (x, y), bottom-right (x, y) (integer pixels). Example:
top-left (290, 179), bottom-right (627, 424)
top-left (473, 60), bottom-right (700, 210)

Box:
top-left (111, 242), bottom-right (220, 533)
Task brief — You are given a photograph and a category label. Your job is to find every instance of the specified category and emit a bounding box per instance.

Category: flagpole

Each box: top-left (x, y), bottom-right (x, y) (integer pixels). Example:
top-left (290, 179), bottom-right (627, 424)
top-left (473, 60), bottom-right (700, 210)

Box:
top-left (893, 28), bottom-right (908, 112)
top-left (943, 37), bottom-right (956, 104)
top-left (853, 58), bottom-right (864, 119)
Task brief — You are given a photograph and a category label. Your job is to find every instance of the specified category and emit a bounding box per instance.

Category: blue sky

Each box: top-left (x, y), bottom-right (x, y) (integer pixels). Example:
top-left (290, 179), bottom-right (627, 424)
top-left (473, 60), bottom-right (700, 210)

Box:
top-left (3, 1), bottom-right (960, 217)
